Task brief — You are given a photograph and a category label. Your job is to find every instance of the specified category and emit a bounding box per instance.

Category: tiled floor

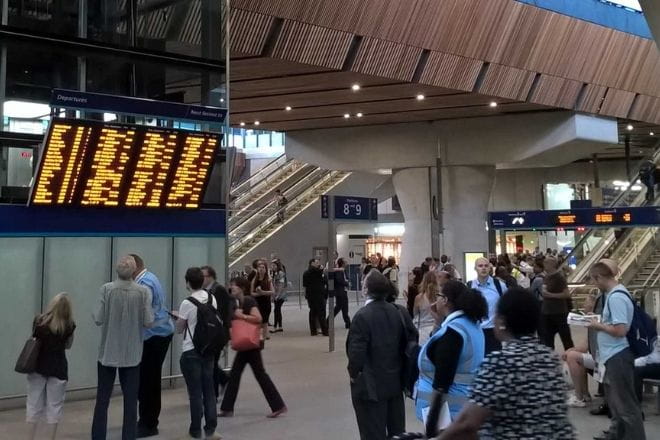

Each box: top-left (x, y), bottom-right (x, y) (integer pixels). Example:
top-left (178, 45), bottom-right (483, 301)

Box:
top-left (1, 301), bottom-right (658, 439)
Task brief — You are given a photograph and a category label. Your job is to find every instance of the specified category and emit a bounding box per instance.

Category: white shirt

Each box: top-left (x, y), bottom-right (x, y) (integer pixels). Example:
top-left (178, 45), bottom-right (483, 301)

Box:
top-left (179, 289), bottom-right (217, 353)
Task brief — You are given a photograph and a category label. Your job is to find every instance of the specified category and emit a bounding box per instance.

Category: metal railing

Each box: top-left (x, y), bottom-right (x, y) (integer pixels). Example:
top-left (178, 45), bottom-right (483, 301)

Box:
top-left (229, 170), bottom-right (349, 259)
top-left (231, 153), bottom-right (288, 200)
top-left (565, 147), bottom-right (660, 283)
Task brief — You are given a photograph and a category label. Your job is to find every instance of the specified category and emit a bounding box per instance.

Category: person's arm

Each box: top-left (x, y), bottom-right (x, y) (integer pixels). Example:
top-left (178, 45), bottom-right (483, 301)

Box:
top-left (236, 305), bottom-right (262, 325)
top-left (93, 287), bottom-right (106, 326)
top-left (437, 403), bottom-right (491, 439)
top-left (175, 300), bottom-right (191, 334)
top-left (346, 315), bottom-right (369, 380)
top-left (65, 327), bottom-right (75, 349)
top-left (589, 294), bottom-right (630, 337)
top-left (260, 280), bottom-right (275, 296)
top-left (542, 286), bottom-right (571, 299)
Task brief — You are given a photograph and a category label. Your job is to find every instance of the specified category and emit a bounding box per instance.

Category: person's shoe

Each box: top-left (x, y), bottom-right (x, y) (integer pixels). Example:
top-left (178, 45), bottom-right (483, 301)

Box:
top-left (218, 411), bottom-right (234, 417)
top-left (269, 329), bottom-right (277, 334)
top-left (275, 328), bottom-right (283, 333)
top-left (567, 395), bottom-right (587, 408)
top-left (266, 407), bottom-right (288, 418)
top-left (137, 426), bottom-right (159, 438)
top-left (590, 403), bottom-right (610, 416)
top-left (310, 332), bottom-right (318, 336)
top-left (205, 433), bottom-right (222, 440)
top-left (593, 430), bottom-right (610, 440)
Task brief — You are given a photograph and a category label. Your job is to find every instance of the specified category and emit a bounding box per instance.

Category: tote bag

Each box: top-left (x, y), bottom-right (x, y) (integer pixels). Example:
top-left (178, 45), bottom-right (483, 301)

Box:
top-left (230, 319), bottom-right (261, 351)
top-left (15, 336), bottom-right (41, 374)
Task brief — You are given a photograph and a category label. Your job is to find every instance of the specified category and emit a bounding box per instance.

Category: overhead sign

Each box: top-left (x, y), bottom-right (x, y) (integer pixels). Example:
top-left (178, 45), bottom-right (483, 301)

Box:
top-left (321, 195), bottom-right (378, 221)
top-left (30, 118), bottom-right (220, 209)
top-left (489, 206), bottom-right (660, 230)
top-left (51, 89), bottom-right (227, 124)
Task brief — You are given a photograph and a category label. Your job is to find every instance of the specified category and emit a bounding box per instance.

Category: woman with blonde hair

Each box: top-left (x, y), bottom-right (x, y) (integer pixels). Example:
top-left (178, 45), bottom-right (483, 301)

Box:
top-left (26, 293), bottom-right (76, 440)
top-left (414, 271), bottom-right (441, 344)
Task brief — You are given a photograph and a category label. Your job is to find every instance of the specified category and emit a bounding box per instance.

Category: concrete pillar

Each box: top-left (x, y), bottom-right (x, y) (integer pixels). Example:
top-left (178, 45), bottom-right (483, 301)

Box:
top-left (442, 165), bottom-right (496, 277)
top-left (392, 168), bottom-right (433, 286)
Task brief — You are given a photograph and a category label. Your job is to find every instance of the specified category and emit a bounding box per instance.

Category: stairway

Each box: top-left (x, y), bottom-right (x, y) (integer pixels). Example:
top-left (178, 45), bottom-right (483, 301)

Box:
top-left (629, 248), bottom-right (660, 288)
top-left (228, 169), bottom-right (351, 265)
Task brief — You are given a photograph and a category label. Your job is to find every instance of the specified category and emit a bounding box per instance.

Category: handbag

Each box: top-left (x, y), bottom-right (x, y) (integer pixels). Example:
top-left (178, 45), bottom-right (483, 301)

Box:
top-left (15, 324), bottom-right (41, 374)
top-left (230, 319), bottom-right (261, 351)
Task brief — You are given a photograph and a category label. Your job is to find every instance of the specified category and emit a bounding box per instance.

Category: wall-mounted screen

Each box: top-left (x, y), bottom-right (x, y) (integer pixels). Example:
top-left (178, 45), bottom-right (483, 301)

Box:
top-left (29, 118), bottom-right (220, 209)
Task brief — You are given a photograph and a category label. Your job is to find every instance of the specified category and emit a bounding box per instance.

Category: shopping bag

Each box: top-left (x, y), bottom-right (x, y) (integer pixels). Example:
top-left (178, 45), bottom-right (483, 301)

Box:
top-left (230, 319), bottom-right (261, 351)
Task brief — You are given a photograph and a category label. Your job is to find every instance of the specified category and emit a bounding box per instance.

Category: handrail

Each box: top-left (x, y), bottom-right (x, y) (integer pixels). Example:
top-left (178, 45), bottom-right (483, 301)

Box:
top-left (228, 163), bottom-right (318, 230)
top-left (231, 154), bottom-right (288, 200)
top-left (229, 167), bottom-right (327, 239)
top-left (229, 171), bottom-right (345, 254)
top-left (563, 146), bottom-right (660, 279)
top-left (643, 255), bottom-right (660, 287)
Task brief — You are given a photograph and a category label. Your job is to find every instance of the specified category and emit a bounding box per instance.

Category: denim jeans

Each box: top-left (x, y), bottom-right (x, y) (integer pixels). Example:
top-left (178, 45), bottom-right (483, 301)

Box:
top-left (91, 363), bottom-right (140, 440)
top-left (180, 350), bottom-right (218, 438)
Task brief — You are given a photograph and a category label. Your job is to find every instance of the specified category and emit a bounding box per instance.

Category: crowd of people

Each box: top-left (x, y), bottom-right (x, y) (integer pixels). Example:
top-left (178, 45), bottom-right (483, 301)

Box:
top-left (18, 247), bottom-right (659, 440)
top-left (347, 251), bottom-right (656, 440)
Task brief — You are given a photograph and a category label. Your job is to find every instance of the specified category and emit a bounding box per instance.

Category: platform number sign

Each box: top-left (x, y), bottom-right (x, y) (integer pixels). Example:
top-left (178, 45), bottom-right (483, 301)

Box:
top-left (321, 195), bottom-right (378, 221)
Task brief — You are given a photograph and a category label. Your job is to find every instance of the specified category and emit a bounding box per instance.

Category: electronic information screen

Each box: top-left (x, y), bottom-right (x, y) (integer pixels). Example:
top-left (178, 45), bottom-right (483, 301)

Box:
top-left (30, 119), bottom-right (220, 209)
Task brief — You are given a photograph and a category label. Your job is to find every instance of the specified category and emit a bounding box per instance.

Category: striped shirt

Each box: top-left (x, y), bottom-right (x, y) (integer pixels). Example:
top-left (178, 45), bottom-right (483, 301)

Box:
top-left (93, 279), bottom-right (154, 367)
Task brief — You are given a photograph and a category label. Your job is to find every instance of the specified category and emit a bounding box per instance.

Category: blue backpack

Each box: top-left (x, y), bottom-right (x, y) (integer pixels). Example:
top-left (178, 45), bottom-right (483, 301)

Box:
top-left (607, 290), bottom-right (657, 357)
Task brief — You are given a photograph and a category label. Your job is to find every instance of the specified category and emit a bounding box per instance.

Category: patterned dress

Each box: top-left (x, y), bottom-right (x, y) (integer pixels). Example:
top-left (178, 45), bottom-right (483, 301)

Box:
top-left (469, 336), bottom-right (576, 439)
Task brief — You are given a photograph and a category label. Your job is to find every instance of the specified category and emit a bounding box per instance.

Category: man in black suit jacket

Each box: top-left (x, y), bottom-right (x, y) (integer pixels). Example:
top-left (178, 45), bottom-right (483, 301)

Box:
top-left (347, 271), bottom-right (408, 440)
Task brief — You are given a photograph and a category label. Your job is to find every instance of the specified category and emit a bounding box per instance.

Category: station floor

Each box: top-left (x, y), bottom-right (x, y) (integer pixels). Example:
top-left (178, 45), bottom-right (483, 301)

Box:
top-left (1, 300), bottom-right (659, 440)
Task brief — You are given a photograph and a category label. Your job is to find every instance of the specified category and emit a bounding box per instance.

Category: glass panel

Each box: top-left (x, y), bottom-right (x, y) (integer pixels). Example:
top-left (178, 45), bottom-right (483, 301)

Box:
top-left (87, 0), bottom-right (130, 45)
top-left (8, 0), bottom-right (80, 37)
top-left (43, 237), bottom-right (112, 389)
top-left (171, 237), bottom-right (225, 373)
top-left (258, 132), bottom-right (271, 147)
top-left (0, 238), bottom-right (43, 396)
top-left (112, 237), bottom-right (175, 376)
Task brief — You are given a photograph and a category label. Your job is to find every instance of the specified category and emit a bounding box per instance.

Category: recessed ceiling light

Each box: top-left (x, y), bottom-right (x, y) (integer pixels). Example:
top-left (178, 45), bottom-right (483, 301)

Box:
top-left (351, 84), bottom-right (361, 91)
top-left (650, 131), bottom-right (655, 136)
top-left (254, 120), bottom-right (260, 126)
top-left (239, 122), bottom-right (245, 126)
top-left (416, 94), bottom-right (425, 101)
top-left (343, 113), bottom-right (351, 119)
top-left (626, 124), bottom-right (633, 131)
top-left (489, 101), bottom-right (498, 108)
top-left (356, 112), bottom-right (363, 118)
top-left (285, 106), bottom-right (292, 111)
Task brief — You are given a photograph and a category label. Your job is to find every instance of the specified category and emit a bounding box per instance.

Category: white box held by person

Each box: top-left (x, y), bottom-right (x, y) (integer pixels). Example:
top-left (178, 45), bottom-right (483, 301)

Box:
top-left (567, 312), bottom-right (600, 327)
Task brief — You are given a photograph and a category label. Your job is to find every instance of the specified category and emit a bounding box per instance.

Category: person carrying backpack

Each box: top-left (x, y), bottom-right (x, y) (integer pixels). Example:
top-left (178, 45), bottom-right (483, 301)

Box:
top-left (173, 267), bottom-right (223, 440)
top-left (468, 258), bottom-right (507, 354)
top-left (587, 261), bottom-right (646, 440)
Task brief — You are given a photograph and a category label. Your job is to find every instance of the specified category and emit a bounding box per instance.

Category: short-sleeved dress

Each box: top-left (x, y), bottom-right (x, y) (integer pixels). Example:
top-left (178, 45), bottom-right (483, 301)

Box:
top-left (469, 336), bottom-right (575, 439)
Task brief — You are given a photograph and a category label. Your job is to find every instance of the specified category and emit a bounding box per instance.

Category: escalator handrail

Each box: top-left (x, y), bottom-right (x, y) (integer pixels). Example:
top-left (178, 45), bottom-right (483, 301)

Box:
top-left (561, 146), bottom-right (660, 273)
top-left (231, 154), bottom-right (288, 199)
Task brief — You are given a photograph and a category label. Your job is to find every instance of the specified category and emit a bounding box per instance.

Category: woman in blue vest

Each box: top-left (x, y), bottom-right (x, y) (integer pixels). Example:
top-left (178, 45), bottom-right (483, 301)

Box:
top-left (415, 280), bottom-right (487, 438)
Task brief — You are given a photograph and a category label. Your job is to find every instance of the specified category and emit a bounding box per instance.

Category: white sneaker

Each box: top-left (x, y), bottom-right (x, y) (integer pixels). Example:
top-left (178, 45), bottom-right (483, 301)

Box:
top-left (567, 394), bottom-right (587, 408)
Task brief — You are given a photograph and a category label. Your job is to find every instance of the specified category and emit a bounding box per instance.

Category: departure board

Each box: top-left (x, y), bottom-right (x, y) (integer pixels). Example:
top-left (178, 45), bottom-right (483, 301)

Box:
top-left (30, 118), bottom-right (220, 209)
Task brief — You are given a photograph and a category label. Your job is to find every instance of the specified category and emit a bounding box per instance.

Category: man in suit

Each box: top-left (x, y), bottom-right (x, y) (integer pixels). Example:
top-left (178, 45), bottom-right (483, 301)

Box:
top-left (347, 271), bottom-right (407, 440)
top-left (303, 259), bottom-right (328, 336)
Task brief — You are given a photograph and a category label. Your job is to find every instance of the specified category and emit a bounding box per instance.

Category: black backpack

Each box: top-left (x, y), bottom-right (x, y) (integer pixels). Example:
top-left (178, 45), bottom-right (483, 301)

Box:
top-left (185, 292), bottom-right (227, 357)
top-left (606, 290), bottom-right (657, 357)
top-left (468, 278), bottom-right (503, 296)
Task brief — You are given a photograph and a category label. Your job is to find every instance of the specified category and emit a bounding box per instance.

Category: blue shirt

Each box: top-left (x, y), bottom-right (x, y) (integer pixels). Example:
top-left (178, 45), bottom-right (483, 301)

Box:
top-left (597, 284), bottom-right (633, 364)
top-left (137, 270), bottom-right (174, 340)
top-left (471, 276), bottom-right (508, 329)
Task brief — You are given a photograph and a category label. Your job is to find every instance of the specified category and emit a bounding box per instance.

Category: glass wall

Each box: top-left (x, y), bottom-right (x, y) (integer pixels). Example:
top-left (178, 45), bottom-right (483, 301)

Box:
top-left (1, 236), bottom-right (225, 398)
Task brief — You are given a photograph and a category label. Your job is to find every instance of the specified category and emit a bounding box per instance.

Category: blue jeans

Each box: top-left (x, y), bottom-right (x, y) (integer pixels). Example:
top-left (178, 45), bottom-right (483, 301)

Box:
top-left (91, 363), bottom-right (140, 440)
top-left (180, 350), bottom-right (218, 438)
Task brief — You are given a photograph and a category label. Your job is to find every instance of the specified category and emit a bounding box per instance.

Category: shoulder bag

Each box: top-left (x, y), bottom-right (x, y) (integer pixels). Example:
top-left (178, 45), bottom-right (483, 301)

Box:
top-left (230, 318), bottom-right (261, 351)
top-left (15, 320), bottom-right (42, 374)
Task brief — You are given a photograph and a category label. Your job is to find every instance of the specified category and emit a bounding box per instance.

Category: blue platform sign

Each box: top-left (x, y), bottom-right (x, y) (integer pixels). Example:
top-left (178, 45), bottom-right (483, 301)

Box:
top-left (489, 206), bottom-right (660, 230)
top-left (334, 196), bottom-right (378, 221)
top-left (50, 89), bottom-right (227, 124)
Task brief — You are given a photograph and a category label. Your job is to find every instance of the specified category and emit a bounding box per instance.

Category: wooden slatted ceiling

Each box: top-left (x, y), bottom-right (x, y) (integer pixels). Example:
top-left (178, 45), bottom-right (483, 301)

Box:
top-left (253, 102), bottom-right (550, 132)
top-left (231, 71), bottom-right (394, 99)
top-left (576, 84), bottom-right (608, 114)
top-left (231, 58), bottom-right (331, 82)
top-left (271, 20), bottom-right (353, 69)
top-left (629, 96), bottom-right (660, 125)
top-left (231, 93), bottom-right (503, 123)
top-left (353, 37), bottom-right (422, 82)
top-left (232, 83), bottom-right (458, 112)
top-left (528, 75), bottom-right (582, 110)
top-left (229, 9), bottom-right (273, 57)
top-left (418, 52), bottom-right (483, 92)
top-left (477, 64), bottom-right (535, 101)
top-left (231, 0), bottom-right (660, 100)
top-left (599, 89), bottom-right (636, 119)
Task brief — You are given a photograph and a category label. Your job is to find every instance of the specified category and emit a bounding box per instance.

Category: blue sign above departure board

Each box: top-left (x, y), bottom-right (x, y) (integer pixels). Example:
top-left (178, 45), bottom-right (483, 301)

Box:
top-left (489, 206), bottom-right (660, 230)
top-left (321, 195), bottom-right (378, 221)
